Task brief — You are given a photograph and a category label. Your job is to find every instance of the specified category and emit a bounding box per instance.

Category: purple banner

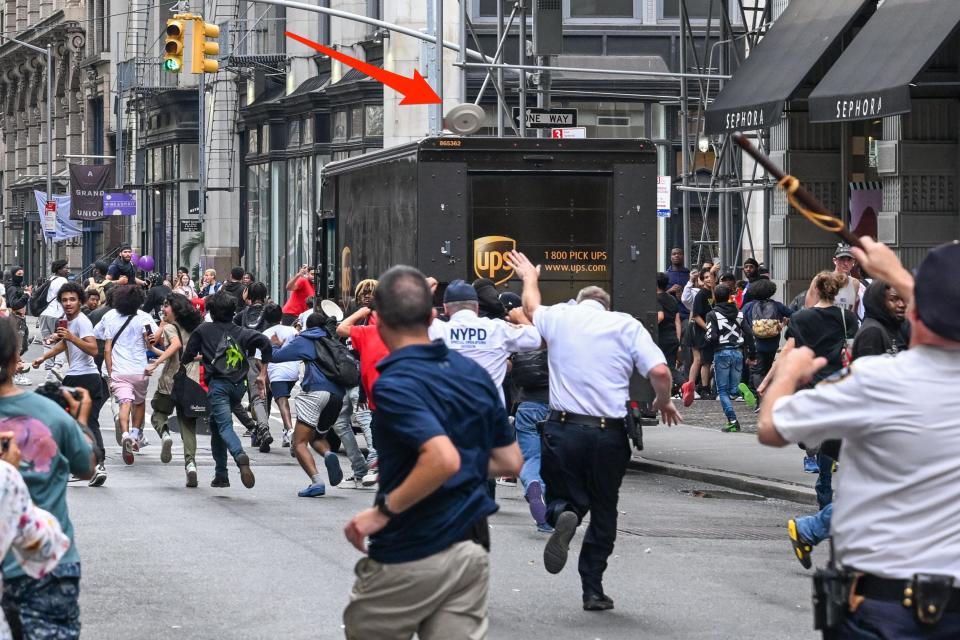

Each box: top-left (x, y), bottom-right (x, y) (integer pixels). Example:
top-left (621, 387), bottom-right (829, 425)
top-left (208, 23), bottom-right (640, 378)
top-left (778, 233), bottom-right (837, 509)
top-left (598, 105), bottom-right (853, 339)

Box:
top-left (103, 191), bottom-right (137, 216)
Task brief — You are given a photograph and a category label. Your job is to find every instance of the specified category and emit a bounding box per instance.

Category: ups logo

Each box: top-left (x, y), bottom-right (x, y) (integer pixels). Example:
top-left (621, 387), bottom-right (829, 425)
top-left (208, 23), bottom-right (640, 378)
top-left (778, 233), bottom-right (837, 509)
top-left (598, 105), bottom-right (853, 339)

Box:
top-left (474, 236), bottom-right (516, 285)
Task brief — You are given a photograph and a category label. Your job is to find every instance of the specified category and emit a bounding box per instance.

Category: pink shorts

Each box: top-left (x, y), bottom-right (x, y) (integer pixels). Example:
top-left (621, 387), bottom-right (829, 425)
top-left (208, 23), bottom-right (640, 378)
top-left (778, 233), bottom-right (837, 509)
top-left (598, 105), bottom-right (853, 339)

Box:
top-left (110, 374), bottom-right (149, 404)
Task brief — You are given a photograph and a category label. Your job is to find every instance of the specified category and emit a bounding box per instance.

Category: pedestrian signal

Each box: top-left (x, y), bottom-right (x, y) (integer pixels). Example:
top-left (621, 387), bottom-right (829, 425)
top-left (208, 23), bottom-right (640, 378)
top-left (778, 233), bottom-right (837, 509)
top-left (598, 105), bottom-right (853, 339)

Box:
top-left (163, 19), bottom-right (185, 73)
top-left (191, 20), bottom-right (220, 74)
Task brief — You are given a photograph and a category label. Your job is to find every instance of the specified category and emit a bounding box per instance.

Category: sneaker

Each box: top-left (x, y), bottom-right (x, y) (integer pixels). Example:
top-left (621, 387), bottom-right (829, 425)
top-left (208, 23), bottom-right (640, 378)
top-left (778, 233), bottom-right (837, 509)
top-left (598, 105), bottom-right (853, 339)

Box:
top-left (544, 511), bottom-right (578, 574)
top-left (137, 432), bottom-right (149, 449)
top-left (210, 476), bottom-right (230, 488)
top-left (258, 426), bottom-right (273, 453)
top-left (583, 593), bottom-right (615, 612)
top-left (496, 477), bottom-right (517, 487)
top-left (324, 452), bottom-right (343, 487)
top-left (344, 476), bottom-right (365, 489)
top-left (242, 427), bottom-right (255, 438)
top-left (733, 395), bottom-right (745, 402)
top-left (236, 453), bottom-right (255, 489)
top-left (361, 469), bottom-right (379, 487)
top-left (738, 383), bottom-right (757, 409)
top-left (185, 463), bottom-right (198, 488)
top-left (13, 374), bottom-right (31, 386)
top-left (787, 518), bottom-right (813, 569)
top-left (803, 455), bottom-right (820, 474)
top-left (281, 429), bottom-right (292, 448)
top-left (160, 432), bottom-right (173, 464)
top-left (681, 381), bottom-right (695, 407)
top-left (536, 522), bottom-right (555, 533)
top-left (722, 421), bottom-right (741, 433)
top-left (88, 464), bottom-right (107, 487)
top-left (298, 482), bottom-right (326, 497)
top-left (121, 434), bottom-right (135, 465)
top-left (525, 480), bottom-right (548, 526)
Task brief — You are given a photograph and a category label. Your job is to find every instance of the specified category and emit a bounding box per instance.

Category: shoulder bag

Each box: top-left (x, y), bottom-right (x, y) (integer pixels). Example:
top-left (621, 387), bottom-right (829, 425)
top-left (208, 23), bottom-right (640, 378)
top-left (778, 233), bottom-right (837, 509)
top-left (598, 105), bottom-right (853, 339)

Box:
top-left (170, 325), bottom-right (209, 419)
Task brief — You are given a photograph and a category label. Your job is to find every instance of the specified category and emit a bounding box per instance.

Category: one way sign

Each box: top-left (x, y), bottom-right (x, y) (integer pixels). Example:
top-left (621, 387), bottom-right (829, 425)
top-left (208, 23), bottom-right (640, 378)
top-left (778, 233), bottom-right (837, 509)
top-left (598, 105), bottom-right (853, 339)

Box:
top-left (512, 107), bottom-right (578, 129)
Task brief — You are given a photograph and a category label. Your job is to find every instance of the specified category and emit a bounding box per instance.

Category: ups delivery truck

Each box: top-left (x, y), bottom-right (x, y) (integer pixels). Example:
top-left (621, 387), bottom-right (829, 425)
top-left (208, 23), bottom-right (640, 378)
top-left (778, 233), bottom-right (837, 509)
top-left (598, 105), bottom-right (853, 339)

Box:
top-left (316, 137), bottom-right (658, 332)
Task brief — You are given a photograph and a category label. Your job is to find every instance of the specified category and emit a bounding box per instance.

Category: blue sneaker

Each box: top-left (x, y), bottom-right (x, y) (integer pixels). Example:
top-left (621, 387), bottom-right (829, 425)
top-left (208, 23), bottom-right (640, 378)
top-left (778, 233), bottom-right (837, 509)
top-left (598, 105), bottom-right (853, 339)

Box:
top-left (537, 522), bottom-right (555, 533)
top-left (298, 482), bottom-right (326, 497)
top-left (324, 452), bottom-right (344, 487)
top-left (803, 455), bottom-right (820, 474)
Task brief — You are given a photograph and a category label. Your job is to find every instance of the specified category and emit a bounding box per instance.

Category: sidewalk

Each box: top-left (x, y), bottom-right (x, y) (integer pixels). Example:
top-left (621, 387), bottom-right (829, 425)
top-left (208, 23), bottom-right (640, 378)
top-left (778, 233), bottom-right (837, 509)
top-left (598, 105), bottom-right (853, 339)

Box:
top-left (631, 423), bottom-right (818, 505)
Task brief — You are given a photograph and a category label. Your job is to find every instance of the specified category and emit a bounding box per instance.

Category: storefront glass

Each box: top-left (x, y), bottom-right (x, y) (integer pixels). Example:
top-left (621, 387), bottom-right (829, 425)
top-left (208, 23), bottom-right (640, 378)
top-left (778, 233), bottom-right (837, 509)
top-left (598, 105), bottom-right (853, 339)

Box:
top-left (246, 163), bottom-right (272, 294)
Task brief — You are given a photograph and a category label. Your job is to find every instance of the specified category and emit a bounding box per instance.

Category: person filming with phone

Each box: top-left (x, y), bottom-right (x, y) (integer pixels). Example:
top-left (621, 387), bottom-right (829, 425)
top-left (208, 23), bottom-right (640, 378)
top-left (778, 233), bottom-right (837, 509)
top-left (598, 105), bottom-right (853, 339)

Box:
top-left (0, 315), bottom-right (98, 639)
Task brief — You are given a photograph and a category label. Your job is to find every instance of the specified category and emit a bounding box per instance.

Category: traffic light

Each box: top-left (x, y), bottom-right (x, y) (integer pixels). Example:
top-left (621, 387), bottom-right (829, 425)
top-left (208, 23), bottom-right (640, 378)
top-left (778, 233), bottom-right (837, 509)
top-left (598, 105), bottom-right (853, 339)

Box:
top-left (191, 20), bottom-right (220, 74)
top-left (163, 18), bottom-right (185, 73)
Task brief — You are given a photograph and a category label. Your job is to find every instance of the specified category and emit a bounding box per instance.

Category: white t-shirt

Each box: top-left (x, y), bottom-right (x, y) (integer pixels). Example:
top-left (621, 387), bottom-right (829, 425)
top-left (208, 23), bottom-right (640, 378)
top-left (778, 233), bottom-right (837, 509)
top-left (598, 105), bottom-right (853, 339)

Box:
top-left (297, 308), bottom-right (313, 329)
top-left (533, 300), bottom-right (666, 418)
top-left (773, 346), bottom-right (960, 582)
top-left (63, 314), bottom-right (99, 377)
top-left (40, 276), bottom-right (67, 318)
top-left (101, 310), bottom-right (157, 376)
top-left (259, 325), bottom-right (300, 382)
top-left (429, 310), bottom-right (541, 403)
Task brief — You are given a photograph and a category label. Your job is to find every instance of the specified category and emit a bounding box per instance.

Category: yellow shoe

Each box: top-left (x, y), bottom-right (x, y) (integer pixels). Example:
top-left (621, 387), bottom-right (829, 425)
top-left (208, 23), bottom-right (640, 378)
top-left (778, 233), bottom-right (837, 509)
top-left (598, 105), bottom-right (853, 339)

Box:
top-left (788, 518), bottom-right (813, 569)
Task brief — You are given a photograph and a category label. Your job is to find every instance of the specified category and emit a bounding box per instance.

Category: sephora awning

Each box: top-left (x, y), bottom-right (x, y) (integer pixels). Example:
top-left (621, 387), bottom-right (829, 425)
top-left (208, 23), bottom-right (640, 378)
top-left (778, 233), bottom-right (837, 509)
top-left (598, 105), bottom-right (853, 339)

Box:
top-left (704, 0), bottom-right (873, 135)
top-left (809, 0), bottom-right (960, 123)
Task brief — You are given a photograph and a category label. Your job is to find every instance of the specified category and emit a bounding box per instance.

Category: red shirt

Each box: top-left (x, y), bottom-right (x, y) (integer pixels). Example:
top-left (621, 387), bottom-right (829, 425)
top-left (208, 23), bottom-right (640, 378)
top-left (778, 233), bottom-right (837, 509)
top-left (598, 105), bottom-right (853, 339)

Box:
top-left (350, 321), bottom-right (389, 410)
top-left (282, 277), bottom-right (315, 315)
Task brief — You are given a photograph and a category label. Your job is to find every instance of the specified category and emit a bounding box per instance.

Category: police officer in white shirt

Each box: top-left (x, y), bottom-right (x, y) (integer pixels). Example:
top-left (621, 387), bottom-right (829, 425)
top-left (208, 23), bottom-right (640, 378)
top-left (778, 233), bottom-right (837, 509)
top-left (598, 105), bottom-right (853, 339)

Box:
top-left (758, 238), bottom-right (960, 638)
top-left (506, 250), bottom-right (681, 612)
top-left (429, 279), bottom-right (542, 405)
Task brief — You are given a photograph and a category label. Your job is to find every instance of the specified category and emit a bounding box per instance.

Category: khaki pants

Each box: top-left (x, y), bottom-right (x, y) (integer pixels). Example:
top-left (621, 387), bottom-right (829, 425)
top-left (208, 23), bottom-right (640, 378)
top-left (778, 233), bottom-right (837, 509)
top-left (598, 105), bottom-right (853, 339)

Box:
top-left (343, 540), bottom-right (489, 640)
top-left (150, 392), bottom-right (197, 467)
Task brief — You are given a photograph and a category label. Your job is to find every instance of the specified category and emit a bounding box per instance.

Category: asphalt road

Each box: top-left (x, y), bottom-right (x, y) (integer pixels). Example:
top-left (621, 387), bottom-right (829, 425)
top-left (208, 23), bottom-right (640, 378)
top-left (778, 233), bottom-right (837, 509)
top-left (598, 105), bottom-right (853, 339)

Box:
top-left (16, 342), bottom-right (820, 639)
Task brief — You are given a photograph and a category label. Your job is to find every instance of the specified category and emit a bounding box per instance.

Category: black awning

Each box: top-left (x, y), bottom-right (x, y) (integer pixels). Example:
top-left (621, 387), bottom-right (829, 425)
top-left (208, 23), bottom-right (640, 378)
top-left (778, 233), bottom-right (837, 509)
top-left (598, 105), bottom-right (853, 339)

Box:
top-left (809, 0), bottom-right (960, 123)
top-left (704, 0), bottom-right (872, 135)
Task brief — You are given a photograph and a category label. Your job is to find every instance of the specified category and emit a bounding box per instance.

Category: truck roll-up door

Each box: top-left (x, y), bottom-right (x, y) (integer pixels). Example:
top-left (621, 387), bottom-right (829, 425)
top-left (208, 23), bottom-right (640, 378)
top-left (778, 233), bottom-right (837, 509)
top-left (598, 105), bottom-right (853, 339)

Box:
top-left (418, 162), bottom-right (469, 285)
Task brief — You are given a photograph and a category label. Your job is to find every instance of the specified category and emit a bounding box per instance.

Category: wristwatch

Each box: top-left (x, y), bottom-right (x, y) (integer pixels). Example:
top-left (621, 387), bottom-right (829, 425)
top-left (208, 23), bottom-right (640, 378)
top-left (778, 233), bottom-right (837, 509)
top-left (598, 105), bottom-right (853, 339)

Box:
top-left (374, 492), bottom-right (398, 519)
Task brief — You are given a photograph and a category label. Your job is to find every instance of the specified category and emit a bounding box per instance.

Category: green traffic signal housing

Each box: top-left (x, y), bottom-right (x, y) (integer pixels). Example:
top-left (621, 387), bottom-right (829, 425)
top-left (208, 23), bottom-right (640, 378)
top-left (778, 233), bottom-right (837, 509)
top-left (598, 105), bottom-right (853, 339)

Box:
top-left (163, 18), bottom-right (186, 73)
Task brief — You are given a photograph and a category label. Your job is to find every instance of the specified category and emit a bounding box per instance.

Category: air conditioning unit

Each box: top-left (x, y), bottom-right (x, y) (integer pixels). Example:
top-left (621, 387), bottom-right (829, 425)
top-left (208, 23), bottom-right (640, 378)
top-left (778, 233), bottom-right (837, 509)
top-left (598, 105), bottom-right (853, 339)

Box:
top-left (875, 140), bottom-right (899, 175)
top-left (533, 0), bottom-right (563, 56)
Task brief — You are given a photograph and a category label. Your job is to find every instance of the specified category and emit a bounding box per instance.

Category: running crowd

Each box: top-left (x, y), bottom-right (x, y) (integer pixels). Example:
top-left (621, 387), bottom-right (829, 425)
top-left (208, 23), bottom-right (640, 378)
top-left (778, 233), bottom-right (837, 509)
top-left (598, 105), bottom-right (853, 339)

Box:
top-left (0, 235), bottom-right (955, 639)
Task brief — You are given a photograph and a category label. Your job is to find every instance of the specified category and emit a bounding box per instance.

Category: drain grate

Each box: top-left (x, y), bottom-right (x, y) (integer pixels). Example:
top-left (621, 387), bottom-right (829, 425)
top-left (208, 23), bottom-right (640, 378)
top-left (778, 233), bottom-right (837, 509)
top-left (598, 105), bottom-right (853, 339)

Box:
top-left (618, 525), bottom-right (783, 541)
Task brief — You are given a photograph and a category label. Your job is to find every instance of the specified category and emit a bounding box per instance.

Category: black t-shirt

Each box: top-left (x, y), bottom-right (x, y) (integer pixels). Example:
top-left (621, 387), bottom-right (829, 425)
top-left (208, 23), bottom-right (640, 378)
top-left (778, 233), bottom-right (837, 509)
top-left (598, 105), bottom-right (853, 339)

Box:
top-left (108, 258), bottom-right (137, 282)
top-left (142, 285), bottom-right (171, 317)
top-left (656, 292), bottom-right (680, 345)
top-left (692, 288), bottom-right (714, 334)
top-left (786, 306), bottom-right (859, 382)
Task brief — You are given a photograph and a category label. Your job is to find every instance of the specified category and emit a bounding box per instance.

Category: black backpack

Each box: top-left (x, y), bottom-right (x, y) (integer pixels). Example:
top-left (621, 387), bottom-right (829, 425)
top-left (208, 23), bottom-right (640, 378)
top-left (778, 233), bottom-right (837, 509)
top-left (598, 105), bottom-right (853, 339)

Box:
top-left (28, 278), bottom-right (53, 316)
top-left (750, 299), bottom-right (783, 339)
top-left (208, 327), bottom-right (248, 380)
top-left (239, 305), bottom-right (266, 331)
top-left (312, 334), bottom-right (360, 388)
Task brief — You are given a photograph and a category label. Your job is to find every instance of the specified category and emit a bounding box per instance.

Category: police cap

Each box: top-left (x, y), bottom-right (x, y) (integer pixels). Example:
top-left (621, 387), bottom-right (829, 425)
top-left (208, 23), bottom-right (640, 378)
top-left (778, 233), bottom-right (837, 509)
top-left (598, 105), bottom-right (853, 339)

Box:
top-left (914, 241), bottom-right (960, 342)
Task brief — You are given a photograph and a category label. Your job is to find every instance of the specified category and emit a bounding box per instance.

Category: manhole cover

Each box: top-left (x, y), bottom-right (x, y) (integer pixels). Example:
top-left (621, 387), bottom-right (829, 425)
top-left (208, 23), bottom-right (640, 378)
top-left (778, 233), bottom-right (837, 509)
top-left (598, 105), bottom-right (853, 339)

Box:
top-left (680, 488), bottom-right (765, 501)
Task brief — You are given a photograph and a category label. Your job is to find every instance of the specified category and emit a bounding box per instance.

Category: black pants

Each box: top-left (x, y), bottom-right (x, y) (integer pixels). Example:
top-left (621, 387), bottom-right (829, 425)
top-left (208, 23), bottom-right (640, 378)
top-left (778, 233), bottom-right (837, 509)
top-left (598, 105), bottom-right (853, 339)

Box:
top-left (749, 351), bottom-right (776, 392)
top-left (540, 420), bottom-right (631, 597)
top-left (62, 374), bottom-right (106, 463)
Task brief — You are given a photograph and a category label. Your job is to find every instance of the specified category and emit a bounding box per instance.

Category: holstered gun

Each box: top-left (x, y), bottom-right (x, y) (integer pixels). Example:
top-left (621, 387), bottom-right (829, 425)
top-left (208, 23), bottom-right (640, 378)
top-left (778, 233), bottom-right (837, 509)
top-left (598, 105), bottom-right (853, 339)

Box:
top-left (625, 401), bottom-right (644, 451)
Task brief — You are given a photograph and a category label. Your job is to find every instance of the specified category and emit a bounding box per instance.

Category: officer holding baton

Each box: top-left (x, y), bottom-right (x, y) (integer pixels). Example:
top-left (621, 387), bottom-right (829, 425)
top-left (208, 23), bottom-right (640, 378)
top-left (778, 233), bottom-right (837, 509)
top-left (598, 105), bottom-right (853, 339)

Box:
top-left (506, 250), bottom-right (681, 612)
top-left (758, 238), bottom-right (960, 637)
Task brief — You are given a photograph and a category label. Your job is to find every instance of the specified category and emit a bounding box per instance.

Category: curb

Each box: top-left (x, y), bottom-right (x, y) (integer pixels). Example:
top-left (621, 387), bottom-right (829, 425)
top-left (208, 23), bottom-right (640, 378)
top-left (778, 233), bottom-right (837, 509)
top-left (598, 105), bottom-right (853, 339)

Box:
top-left (629, 457), bottom-right (818, 506)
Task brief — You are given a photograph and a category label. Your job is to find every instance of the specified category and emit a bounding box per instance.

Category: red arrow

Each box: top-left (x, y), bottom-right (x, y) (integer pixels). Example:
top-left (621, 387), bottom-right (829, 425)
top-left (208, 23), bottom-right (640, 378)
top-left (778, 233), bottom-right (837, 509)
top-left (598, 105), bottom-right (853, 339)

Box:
top-left (286, 31), bottom-right (441, 105)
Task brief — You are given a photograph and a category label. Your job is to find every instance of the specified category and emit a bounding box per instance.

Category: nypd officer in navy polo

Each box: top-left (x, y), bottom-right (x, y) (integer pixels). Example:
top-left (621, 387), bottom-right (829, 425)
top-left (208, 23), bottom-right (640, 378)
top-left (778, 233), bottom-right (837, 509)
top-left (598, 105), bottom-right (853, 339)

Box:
top-left (506, 250), bottom-right (682, 611)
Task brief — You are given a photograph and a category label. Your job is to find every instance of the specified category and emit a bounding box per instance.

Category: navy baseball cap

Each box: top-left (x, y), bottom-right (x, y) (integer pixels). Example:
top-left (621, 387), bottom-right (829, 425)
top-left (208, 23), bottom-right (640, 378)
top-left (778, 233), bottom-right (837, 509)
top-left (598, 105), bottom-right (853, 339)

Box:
top-left (914, 241), bottom-right (960, 342)
top-left (443, 279), bottom-right (478, 303)
top-left (499, 292), bottom-right (522, 311)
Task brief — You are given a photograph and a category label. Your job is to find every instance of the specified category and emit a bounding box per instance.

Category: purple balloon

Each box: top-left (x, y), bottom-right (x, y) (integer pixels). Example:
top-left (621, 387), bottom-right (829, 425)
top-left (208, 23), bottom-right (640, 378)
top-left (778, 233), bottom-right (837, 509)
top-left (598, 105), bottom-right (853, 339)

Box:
top-left (130, 251), bottom-right (140, 266)
top-left (139, 255), bottom-right (155, 272)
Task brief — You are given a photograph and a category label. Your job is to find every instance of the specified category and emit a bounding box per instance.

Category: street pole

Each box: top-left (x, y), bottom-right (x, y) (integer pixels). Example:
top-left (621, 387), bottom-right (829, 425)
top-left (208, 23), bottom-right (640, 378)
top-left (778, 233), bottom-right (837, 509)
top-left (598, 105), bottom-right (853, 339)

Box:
top-left (45, 43), bottom-right (53, 268)
top-left (680, 0), bottom-right (691, 266)
top-left (198, 72), bottom-right (206, 225)
top-left (496, 0), bottom-right (504, 137)
top-left (434, 0), bottom-right (444, 134)
top-left (518, 0), bottom-right (527, 137)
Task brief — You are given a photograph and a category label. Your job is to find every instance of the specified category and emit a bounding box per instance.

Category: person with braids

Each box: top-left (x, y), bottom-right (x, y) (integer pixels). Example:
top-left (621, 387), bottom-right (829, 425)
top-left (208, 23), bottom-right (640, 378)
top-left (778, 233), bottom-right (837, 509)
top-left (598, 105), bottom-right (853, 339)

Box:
top-left (145, 294), bottom-right (204, 487)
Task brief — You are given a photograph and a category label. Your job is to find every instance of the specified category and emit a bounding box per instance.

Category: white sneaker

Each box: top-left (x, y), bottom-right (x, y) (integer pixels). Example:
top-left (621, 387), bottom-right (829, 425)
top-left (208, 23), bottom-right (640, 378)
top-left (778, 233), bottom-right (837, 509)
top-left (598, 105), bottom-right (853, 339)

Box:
top-left (88, 464), bottom-right (107, 487)
top-left (138, 433), bottom-right (150, 448)
top-left (160, 433), bottom-right (173, 464)
top-left (13, 374), bottom-right (31, 386)
top-left (496, 477), bottom-right (517, 487)
top-left (282, 429), bottom-right (292, 448)
top-left (361, 470), bottom-right (379, 487)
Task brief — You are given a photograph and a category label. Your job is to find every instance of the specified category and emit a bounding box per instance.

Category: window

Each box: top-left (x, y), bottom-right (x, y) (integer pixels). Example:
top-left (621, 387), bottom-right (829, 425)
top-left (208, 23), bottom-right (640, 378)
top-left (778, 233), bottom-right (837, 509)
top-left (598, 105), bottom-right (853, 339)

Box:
top-left (350, 108), bottom-right (363, 139)
top-left (288, 119), bottom-right (301, 147)
top-left (303, 118), bottom-right (313, 144)
top-left (333, 111), bottom-right (347, 141)
top-left (597, 115), bottom-right (631, 126)
top-left (570, 0), bottom-right (632, 18)
top-left (365, 105), bottom-right (383, 137)
top-left (661, 0), bottom-right (725, 20)
top-left (248, 127), bottom-right (259, 154)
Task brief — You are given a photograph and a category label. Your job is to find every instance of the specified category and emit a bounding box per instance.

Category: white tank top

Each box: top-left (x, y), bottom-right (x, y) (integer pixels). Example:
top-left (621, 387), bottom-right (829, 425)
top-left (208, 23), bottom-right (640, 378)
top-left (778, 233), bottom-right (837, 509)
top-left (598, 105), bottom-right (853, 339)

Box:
top-left (835, 277), bottom-right (858, 312)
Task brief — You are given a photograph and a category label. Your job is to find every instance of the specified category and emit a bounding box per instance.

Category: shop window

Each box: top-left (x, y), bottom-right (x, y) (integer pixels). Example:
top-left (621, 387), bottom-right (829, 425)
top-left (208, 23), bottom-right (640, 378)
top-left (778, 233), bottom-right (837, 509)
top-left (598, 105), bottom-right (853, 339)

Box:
top-left (288, 119), bottom-right (301, 147)
top-left (350, 108), bottom-right (363, 140)
top-left (248, 127), bottom-right (259, 154)
top-left (571, 0), bottom-right (633, 18)
top-left (333, 111), bottom-right (347, 141)
top-left (661, 0), bottom-right (722, 20)
top-left (597, 116), bottom-right (631, 126)
top-left (365, 105), bottom-right (383, 137)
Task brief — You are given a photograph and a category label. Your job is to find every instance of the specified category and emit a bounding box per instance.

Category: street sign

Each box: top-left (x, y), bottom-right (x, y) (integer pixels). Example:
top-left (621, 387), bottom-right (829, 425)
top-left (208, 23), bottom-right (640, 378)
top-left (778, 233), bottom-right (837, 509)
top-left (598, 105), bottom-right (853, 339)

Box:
top-left (657, 176), bottom-right (672, 218)
top-left (513, 107), bottom-right (578, 129)
top-left (103, 192), bottom-right (137, 216)
top-left (43, 201), bottom-right (56, 234)
top-left (551, 127), bottom-right (586, 139)
top-left (180, 220), bottom-right (202, 233)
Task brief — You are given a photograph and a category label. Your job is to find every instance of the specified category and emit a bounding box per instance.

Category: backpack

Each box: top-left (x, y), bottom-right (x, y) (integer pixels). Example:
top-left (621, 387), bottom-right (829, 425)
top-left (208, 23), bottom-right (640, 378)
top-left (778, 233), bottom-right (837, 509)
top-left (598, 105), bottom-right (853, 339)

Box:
top-left (171, 326), bottom-right (209, 419)
top-left (28, 278), bottom-right (53, 316)
top-left (312, 334), bottom-right (360, 388)
top-left (208, 327), bottom-right (248, 380)
top-left (750, 300), bottom-right (782, 339)
top-left (239, 305), bottom-right (266, 331)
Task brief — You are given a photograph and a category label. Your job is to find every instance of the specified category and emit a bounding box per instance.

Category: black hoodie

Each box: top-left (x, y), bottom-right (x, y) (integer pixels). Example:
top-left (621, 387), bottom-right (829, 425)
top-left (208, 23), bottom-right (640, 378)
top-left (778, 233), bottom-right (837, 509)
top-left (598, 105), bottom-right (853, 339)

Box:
top-left (705, 301), bottom-right (755, 354)
top-left (222, 281), bottom-right (246, 306)
top-left (4, 266), bottom-right (28, 311)
top-left (852, 281), bottom-right (909, 359)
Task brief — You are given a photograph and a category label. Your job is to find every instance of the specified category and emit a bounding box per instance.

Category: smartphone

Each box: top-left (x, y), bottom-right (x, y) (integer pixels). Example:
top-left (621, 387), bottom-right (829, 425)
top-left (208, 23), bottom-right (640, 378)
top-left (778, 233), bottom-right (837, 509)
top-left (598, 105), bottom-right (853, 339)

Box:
top-left (57, 319), bottom-right (68, 331)
top-left (712, 257), bottom-right (721, 265)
